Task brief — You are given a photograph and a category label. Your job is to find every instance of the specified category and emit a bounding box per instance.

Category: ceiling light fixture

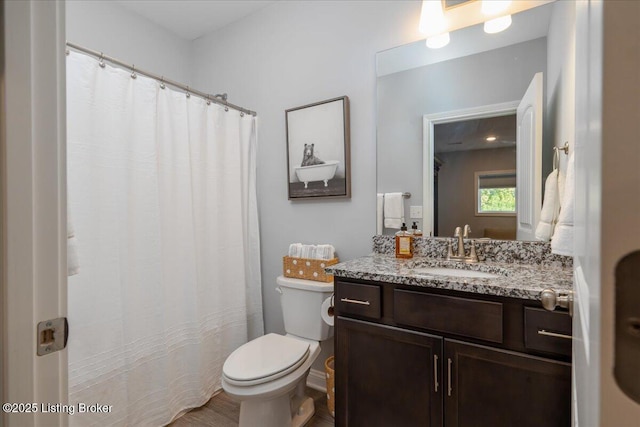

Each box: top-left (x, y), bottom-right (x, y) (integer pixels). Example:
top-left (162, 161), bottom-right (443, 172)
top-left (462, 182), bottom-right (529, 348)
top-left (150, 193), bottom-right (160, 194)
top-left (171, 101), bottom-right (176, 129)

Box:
top-left (484, 15), bottom-right (512, 33)
top-left (481, 0), bottom-right (512, 34)
top-left (426, 32), bottom-right (451, 49)
top-left (486, 136), bottom-right (497, 142)
top-left (419, 1), bottom-right (450, 48)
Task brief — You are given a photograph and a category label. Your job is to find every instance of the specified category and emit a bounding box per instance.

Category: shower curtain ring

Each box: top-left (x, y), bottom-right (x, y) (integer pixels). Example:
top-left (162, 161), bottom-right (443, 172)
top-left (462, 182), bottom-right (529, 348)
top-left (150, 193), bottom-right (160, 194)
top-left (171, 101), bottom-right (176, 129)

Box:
top-left (131, 65), bottom-right (137, 79)
top-left (159, 77), bottom-right (166, 89)
top-left (205, 95), bottom-right (211, 105)
top-left (224, 106), bottom-right (229, 112)
top-left (186, 87), bottom-right (191, 99)
top-left (98, 53), bottom-right (106, 68)
top-left (240, 112), bottom-right (245, 117)
top-left (66, 49), bottom-right (70, 56)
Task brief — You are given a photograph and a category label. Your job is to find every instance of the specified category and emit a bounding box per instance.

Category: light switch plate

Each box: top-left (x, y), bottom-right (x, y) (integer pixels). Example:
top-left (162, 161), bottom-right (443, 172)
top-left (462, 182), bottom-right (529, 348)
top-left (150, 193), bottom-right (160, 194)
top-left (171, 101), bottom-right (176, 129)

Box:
top-left (410, 206), bottom-right (423, 219)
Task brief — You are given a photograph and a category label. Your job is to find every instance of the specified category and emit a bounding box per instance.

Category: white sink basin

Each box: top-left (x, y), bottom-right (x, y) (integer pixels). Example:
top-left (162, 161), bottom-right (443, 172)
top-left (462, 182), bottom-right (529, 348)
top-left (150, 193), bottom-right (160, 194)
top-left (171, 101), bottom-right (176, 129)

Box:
top-left (412, 267), bottom-right (500, 279)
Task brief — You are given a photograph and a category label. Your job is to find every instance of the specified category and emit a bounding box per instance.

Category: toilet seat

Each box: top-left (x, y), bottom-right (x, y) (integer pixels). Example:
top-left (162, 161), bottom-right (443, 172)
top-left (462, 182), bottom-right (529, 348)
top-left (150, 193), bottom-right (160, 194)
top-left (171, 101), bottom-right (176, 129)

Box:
top-left (223, 334), bottom-right (310, 387)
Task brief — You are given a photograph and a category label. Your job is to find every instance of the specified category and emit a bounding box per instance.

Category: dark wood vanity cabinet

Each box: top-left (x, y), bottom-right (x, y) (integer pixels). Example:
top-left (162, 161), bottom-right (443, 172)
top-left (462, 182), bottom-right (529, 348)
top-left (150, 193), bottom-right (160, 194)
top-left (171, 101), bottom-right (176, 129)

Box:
top-left (444, 340), bottom-right (571, 427)
top-left (335, 279), bottom-right (572, 427)
top-left (336, 318), bottom-right (443, 427)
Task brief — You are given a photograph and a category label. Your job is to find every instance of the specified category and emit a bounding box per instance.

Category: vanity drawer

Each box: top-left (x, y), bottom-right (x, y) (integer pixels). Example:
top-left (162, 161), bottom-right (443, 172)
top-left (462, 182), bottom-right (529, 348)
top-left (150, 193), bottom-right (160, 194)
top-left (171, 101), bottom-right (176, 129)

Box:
top-left (394, 289), bottom-right (503, 343)
top-left (524, 307), bottom-right (572, 357)
top-left (336, 282), bottom-right (381, 320)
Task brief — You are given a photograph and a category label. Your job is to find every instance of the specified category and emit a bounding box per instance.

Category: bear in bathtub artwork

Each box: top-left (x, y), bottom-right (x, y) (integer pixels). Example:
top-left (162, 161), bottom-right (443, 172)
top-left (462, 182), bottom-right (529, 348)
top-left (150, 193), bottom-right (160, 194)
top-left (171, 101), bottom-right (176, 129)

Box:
top-left (301, 143), bottom-right (325, 167)
top-left (285, 96), bottom-right (351, 199)
top-left (294, 143), bottom-right (340, 191)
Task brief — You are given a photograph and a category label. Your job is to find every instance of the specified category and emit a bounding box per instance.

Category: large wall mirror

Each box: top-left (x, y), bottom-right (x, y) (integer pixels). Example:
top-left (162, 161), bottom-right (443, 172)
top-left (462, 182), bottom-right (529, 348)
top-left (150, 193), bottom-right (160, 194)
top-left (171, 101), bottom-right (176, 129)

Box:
top-left (376, 2), bottom-right (564, 241)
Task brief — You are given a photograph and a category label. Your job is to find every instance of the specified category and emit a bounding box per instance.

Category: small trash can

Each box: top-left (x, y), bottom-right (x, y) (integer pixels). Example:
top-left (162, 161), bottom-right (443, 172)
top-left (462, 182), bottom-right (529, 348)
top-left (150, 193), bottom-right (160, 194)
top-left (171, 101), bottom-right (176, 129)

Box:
top-left (325, 356), bottom-right (335, 418)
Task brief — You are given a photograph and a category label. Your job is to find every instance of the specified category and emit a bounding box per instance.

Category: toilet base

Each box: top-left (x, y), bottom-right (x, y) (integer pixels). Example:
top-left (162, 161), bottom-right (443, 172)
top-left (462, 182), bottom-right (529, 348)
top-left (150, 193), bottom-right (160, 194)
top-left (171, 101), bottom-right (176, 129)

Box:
top-left (292, 397), bottom-right (315, 427)
top-left (238, 393), bottom-right (315, 427)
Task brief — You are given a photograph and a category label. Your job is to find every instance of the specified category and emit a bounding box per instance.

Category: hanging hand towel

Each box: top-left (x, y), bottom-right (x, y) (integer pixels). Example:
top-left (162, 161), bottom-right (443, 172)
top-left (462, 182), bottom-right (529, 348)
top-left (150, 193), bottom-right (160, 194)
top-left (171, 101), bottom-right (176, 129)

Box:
top-left (383, 192), bottom-right (404, 229)
top-left (535, 169), bottom-right (561, 241)
top-left (376, 193), bottom-right (384, 235)
top-left (551, 152), bottom-right (575, 256)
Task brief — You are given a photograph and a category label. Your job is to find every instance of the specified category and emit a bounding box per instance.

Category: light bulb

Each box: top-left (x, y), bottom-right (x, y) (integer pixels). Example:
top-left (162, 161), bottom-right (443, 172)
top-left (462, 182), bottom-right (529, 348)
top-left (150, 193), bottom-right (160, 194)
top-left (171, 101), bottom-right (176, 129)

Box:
top-left (419, 0), bottom-right (447, 36)
top-left (486, 136), bottom-right (497, 142)
top-left (484, 15), bottom-right (512, 34)
top-left (426, 32), bottom-right (450, 49)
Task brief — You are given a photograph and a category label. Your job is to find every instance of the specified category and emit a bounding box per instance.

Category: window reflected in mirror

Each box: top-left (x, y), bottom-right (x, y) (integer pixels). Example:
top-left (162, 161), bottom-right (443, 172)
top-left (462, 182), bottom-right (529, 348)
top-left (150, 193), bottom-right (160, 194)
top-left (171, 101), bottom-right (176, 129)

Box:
top-left (476, 170), bottom-right (517, 215)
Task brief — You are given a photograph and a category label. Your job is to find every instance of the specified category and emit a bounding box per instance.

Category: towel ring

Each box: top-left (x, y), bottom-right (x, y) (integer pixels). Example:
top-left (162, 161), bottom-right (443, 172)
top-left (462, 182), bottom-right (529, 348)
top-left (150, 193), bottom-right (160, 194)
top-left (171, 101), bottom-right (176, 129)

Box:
top-left (552, 142), bottom-right (569, 171)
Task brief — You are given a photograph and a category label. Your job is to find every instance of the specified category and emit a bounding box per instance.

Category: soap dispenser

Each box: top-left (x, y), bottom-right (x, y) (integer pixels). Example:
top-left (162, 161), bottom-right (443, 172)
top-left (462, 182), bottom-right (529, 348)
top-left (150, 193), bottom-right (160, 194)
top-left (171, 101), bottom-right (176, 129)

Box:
top-left (395, 223), bottom-right (413, 259)
top-left (411, 222), bottom-right (423, 237)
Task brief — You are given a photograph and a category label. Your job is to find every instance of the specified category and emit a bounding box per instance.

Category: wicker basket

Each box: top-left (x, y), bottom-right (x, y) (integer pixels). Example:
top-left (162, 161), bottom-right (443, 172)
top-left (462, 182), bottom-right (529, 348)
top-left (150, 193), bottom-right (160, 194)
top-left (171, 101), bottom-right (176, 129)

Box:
top-left (325, 356), bottom-right (335, 418)
top-left (282, 256), bottom-right (338, 282)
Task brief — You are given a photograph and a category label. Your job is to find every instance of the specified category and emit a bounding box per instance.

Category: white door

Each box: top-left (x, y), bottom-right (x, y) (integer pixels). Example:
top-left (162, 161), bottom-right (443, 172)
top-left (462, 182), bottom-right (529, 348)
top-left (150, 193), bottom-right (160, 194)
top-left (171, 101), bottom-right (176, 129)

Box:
top-left (516, 72), bottom-right (543, 241)
top-left (573, 1), bottom-right (640, 426)
top-left (3, 1), bottom-right (68, 426)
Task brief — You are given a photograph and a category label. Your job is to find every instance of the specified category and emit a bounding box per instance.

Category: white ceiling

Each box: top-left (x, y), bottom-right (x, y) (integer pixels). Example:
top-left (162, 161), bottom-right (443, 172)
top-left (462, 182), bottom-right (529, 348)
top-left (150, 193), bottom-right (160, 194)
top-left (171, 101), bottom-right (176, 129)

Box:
top-left (115, 0), bottom-right (278, 41)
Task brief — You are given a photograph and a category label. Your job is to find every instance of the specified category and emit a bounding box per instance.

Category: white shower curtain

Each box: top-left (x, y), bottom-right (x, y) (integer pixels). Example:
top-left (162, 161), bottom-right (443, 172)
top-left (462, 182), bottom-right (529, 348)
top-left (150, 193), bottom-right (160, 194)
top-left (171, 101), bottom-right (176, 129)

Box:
top-left (66, 51), bottom-right (263, 426)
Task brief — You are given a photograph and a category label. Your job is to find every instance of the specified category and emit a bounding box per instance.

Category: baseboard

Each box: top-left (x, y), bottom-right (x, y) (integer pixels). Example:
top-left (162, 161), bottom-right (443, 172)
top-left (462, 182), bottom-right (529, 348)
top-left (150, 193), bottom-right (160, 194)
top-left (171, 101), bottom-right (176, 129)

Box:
top-left (306, 368), bottom-right (327, 393)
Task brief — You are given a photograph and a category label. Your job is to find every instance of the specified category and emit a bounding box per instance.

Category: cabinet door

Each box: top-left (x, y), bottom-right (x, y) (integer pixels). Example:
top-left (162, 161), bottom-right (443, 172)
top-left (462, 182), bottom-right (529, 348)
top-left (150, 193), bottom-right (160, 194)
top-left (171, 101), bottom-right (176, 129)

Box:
top-left (444, 339), bottom-right (571, 427)
top-left (336, 317), bottom-right (443, 427)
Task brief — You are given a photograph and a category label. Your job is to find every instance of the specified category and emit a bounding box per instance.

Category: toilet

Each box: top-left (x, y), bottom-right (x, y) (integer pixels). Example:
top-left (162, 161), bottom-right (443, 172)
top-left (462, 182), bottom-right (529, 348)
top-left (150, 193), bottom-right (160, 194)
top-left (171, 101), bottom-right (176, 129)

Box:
top-left (222, 276), bottom-right (334, 427)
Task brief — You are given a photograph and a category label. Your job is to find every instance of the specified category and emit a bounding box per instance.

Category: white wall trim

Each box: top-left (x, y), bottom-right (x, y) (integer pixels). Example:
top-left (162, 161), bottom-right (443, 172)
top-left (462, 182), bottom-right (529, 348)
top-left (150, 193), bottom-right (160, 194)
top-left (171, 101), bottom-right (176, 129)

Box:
top-left (4, 1), bottom-right (67, 425)
top-left (306, 368), bottom-right (328, 393)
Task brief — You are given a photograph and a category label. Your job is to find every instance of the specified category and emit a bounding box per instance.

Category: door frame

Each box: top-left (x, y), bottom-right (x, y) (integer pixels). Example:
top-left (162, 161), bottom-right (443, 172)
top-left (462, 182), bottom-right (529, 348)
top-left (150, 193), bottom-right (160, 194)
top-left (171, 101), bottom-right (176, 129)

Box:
top-left (422, 101), bottom-right (519, 237)
top-left (2, 1), bottom-right (67, 426)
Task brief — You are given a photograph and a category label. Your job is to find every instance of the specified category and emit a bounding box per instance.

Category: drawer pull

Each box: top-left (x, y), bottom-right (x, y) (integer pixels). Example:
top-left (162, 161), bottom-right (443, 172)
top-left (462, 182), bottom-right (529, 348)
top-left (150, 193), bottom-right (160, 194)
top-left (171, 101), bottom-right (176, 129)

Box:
top-left (447, 358), bottom-right (453, 397)
top-left (340, 297), bottom-right (371, 306)
top-left (538, 329), bottom-right (572, 340)
top-left (434, 354), bottom-right (439, 392)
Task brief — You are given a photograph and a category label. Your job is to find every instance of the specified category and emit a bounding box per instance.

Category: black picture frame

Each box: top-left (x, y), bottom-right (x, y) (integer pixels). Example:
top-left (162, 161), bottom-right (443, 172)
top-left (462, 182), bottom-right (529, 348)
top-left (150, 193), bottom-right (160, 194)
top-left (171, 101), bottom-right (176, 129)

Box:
top-left (285, 96), bottom-right (351, 200)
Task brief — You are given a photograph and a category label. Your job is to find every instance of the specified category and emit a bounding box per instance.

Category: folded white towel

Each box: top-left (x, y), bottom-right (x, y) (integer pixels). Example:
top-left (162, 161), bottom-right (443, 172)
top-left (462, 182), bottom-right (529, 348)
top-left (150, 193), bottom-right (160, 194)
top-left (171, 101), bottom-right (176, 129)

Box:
top-left (376, 194), bottom-right (384, 235)
top-left (288, 243), bottom-right (335, 260)
top-left (535, 169), bottom-right (561, 241)
top-left (315, 244), bottom-right (335, 260)
top-left (551, 152), bottom-right (575, 256)
top-left (383, 192), bottom-right (404, 229)
top-left (288, 243), bottom-right (302, 257)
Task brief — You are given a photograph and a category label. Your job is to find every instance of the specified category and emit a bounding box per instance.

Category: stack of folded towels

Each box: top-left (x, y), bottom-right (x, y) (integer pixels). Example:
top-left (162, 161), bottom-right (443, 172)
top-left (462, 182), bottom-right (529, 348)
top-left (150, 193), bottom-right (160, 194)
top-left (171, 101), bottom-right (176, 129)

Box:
top-left (288, 243), bottom-right (336, 260)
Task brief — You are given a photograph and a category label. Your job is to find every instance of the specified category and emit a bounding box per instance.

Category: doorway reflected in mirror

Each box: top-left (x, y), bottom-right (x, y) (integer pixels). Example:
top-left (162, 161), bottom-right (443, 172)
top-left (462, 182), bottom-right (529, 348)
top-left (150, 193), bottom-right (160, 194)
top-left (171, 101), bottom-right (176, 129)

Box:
top-left (433, 114), bottom-right (517, 239)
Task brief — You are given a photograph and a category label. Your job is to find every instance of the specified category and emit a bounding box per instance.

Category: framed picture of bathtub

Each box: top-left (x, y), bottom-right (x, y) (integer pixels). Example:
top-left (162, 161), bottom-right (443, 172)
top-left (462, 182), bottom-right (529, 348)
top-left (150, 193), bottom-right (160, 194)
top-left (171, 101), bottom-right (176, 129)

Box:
top-left (285, 96), bottom-right (351, 200)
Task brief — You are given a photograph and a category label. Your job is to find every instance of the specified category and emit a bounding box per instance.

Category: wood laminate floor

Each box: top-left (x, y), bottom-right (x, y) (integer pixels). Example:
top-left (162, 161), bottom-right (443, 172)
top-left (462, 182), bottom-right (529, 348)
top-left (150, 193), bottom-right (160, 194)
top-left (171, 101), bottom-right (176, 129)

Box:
top-left (169, 387), bottom-right (334, 427)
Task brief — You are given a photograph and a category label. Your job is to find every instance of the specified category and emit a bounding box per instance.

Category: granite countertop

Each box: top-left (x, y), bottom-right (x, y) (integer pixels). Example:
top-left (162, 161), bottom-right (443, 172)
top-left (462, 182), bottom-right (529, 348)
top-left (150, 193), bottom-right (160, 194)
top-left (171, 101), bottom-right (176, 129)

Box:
top-left (326, 254), bottom-right (573, 301)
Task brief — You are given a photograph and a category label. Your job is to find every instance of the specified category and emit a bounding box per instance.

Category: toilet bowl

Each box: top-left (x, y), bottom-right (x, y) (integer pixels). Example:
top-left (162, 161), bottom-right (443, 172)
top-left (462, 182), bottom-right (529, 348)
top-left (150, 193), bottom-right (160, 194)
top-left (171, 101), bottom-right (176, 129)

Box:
top-left (221, 276), bottom-right (333, 427)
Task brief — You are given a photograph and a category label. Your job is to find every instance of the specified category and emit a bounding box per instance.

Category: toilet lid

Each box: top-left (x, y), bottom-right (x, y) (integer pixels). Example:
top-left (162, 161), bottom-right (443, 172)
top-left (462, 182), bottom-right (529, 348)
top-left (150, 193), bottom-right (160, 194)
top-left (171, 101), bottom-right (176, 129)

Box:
top-left (223, 334), bottom-right (310, 384)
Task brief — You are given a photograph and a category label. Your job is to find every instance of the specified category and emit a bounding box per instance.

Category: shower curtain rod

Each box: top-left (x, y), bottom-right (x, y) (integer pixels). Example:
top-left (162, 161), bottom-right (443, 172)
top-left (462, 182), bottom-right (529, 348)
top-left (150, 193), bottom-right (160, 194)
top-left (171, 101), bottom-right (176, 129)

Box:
top-left (66, 41), bottom-right (257, 117)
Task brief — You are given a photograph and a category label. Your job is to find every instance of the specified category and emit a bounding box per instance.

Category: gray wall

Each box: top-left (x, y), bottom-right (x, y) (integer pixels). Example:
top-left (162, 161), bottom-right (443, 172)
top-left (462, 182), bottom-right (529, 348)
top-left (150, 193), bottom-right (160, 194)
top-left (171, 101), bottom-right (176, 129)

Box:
top-left (190, 1), bottom-right (425, 369)
top-left (377, 38), bottom-right (547, 233)
top-left (66, 0), bottom-right (192, 84)
top-left (546, 1), bottom-right (576, 173)
top-left (437, 147), bottom-right (517, 238)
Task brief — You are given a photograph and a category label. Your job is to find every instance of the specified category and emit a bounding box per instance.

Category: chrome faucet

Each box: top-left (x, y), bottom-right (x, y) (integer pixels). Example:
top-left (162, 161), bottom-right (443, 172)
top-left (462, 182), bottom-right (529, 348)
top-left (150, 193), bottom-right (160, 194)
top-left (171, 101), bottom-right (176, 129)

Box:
top-left (446, 224), bottom-right (479, 263)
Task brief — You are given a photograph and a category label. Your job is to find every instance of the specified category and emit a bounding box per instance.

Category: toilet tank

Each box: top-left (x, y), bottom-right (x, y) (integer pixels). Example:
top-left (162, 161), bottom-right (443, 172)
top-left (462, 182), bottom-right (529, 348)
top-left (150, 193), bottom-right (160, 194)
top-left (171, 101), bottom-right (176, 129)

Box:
top-left (276, 276), bottom-right (334, 341)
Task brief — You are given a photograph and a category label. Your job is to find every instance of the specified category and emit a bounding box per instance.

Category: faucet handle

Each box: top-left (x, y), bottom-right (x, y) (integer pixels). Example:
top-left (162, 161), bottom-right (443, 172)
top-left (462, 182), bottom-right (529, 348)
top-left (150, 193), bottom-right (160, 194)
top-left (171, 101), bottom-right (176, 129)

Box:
top-left (463, 225), bottom-right (472, 238)
top-left (469, 240), bottom-right (479, 262)
top-left (454, 226), bottom-right (462, 237)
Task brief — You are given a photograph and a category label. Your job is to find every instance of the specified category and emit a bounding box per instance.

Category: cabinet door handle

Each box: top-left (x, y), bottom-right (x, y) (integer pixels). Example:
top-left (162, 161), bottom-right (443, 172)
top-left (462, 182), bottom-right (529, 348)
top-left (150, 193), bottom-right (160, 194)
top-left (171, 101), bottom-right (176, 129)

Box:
top-left (538, 329), bottom-right (572, 340)
top-left (340, 298), bottom-right (370, 306)
top-left (434, 354), bottom-right (439, 393)
top-left (447, 358), bottom-right (453, 397)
